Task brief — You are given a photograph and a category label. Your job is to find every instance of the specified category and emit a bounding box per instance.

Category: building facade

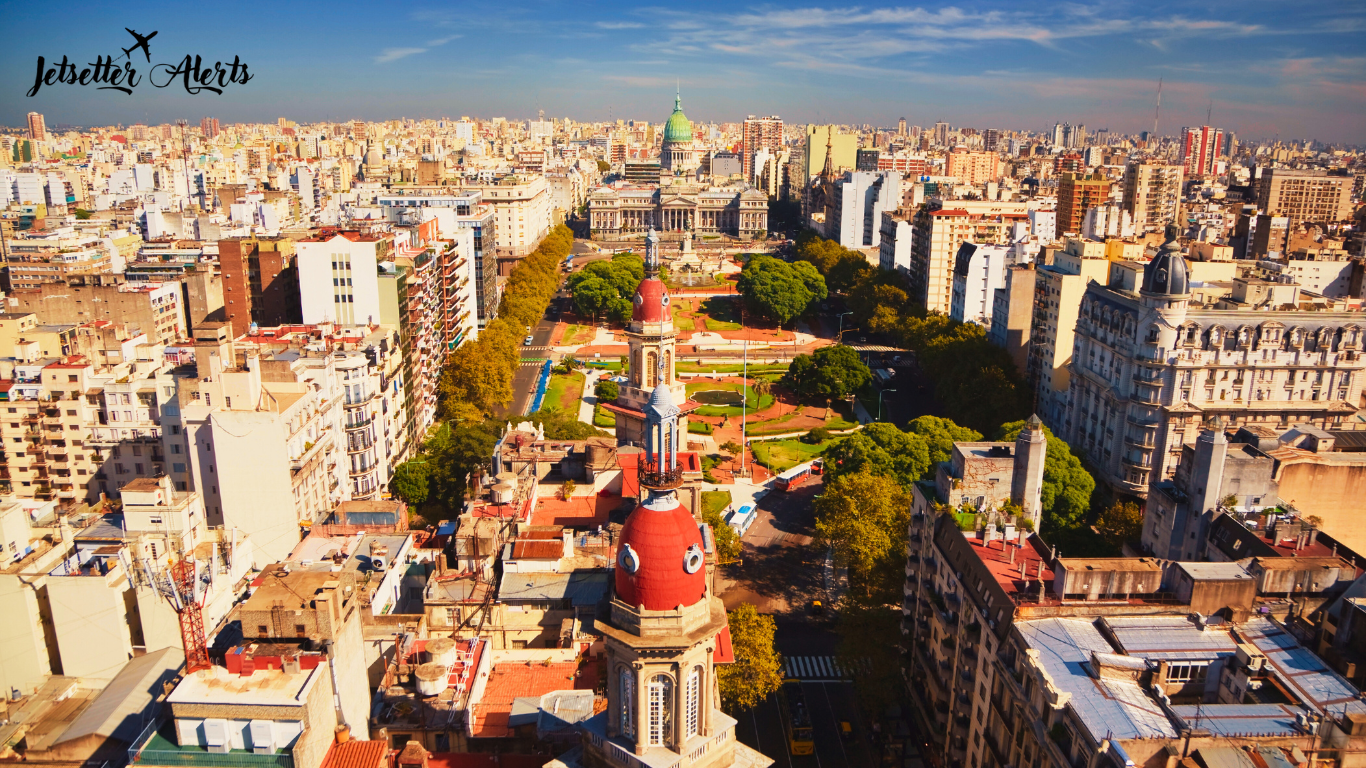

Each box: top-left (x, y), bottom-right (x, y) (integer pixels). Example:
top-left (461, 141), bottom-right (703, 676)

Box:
top-left (588, 185), bottom-right (768, 240)
top-left (1122, 161), bottom-right (1184, 233)
top-left (1256, 169), bottom-right (1353, 223)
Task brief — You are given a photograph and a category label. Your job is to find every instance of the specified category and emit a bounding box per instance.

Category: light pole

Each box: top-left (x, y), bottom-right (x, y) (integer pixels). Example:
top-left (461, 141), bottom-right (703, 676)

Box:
top-left (837, 312), bottom-right (853, 343)
top-left (878, 389), bottom-right (897, 422)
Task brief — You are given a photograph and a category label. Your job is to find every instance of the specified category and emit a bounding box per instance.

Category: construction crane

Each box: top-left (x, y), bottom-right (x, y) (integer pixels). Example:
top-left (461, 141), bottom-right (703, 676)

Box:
top-left (149, 557), bottom-right (212, 674)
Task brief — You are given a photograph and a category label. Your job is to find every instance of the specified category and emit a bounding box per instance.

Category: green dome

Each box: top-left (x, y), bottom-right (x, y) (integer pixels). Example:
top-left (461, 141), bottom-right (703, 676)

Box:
top-left (663, 93), bottom-right (692, 144)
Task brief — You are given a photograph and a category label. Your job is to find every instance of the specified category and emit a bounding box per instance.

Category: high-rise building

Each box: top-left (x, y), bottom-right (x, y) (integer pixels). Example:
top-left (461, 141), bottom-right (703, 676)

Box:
top-left (26, 112), bottom-right (45, 141)
top-left (945, 147), bottom-right (1002, 185)
top-left (827, 171), bottom-right (901, 249)
top-left (1180, 125), bottom-right (1223, 177)
top-left (740, 115), bottom-right (783, 187)
top-left (933, 121), bottom-right (951, 147)
top-left (909, 200), bottom-right (1026, 314)
top-left (1256, 168), bottom-right (1353, 223)
top-left (217, 236), bottom-right (300, 336)
top-left (199, 116), bottom-right (220, 139)
top-left (1122, 160), bottom-right (1184, 232)
top-left (982, 128), bottom-right (1001, 152)
top-left (898, 117), bottom-right (907, 136)
top-left (1055, 171), bottom-right (1113, 238)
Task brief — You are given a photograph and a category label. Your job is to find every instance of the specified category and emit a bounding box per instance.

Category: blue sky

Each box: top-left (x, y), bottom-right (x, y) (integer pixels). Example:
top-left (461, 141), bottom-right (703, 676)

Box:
top-left (4, 1), bottom-right (1364, 143)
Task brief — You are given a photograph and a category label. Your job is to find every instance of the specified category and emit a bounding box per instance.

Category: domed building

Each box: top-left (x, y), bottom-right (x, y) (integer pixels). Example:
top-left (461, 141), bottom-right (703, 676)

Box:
top-left (577, 266), bottom-right (772, 768)
top-left (660, 91), bottom-right (699, 175)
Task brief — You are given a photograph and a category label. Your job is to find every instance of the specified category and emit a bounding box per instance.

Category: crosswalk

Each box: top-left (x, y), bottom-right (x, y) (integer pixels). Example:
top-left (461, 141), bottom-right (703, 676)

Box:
top-left (783, 655), bottom-right (854, 681)
top-left (519, 360), bottom-right (549, 367)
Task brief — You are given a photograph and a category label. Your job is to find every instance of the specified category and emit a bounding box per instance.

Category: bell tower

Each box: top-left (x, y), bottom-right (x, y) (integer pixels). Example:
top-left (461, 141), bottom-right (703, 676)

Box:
top-left (610, 228), bottom-right (690, 447)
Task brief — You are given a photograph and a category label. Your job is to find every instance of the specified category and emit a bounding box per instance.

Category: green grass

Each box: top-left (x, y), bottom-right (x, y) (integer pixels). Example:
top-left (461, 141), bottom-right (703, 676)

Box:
top-left (593, 403), bottom-right (616, 427)
top-left (675, 362), bottom-right (789, 374)
top-left (750, 439), bottom-right (831, 473)
top-left (586, 360), bottom-right (623, 371)
top-left (561, 324), bottom-right (592, 346)
top-left (688, 420), bottom-right (714, 435)
top-left (702, 491), bottom-right (732, 518)
top-left (671, 305), bottom-right (695, 331)
top-left (546, 371), bottom-right (585, 412)
top-left (685, 381), bottom-right (776, 417)
top-left (697, 296), bottom-right (742, 331)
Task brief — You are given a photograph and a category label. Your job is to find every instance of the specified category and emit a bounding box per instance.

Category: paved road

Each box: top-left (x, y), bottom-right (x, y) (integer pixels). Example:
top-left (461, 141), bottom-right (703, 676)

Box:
top-left (734, 681), bottom-right (874, 768)
top-left (496, 298), bottom-right (563, 419)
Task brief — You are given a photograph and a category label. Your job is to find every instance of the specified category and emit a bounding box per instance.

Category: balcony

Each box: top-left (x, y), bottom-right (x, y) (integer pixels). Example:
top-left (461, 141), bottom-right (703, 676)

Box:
top-left (127, 722), bottom-right (297, 768)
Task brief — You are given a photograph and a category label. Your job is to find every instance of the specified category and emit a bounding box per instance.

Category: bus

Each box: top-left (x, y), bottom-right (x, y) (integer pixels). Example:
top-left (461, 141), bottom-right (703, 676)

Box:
top-left (775, 460), bottom-right (822, 491)
top-left (725, 505), bottom-right (756, 537)
top-left (777, 679), bottom-right (814, 755)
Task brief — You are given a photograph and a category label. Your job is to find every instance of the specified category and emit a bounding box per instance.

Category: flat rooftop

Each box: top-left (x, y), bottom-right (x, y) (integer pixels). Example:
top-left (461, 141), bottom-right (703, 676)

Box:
top-left (167, 662), bottom-right (321, 708)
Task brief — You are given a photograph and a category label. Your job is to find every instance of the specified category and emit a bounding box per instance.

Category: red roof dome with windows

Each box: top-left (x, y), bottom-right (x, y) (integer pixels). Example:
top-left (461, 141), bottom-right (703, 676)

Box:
top-left (631, 278), bottom-right (669, 323)
top-left (614, 498), bottom-right (707, 611)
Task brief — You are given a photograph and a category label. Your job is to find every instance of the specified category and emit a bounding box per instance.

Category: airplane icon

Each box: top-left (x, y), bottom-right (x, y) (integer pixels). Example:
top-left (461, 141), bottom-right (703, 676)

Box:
top-left (121, 28), bottom-right (158, 62)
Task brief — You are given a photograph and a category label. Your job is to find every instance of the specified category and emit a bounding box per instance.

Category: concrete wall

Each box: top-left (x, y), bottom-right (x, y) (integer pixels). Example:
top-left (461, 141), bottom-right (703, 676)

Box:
top-left (1276, 462), bottom-right (1366, 554)
top-left (0, 570), bottom-right (55, 694)
top-left (46, 568), bottom-right (134, 680)
top-left (208, 411), bottom-right (299, 564)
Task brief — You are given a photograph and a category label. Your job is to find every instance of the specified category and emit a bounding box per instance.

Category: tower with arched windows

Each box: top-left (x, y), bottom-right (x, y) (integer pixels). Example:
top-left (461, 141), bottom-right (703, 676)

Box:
top-left (579, 338), bottom-right (769, 767)
top-left (601, 228), bottom-right (695, 448)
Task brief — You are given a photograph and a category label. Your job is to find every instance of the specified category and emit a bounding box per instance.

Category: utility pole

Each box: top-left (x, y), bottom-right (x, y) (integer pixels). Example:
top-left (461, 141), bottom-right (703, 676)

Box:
top-left (740, 339), bottom-right (748, 478)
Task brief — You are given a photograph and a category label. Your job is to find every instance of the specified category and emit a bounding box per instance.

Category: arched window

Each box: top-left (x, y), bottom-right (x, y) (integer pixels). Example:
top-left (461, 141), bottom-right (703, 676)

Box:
top-left (686, 666), bottom-right (702, 739)
top-left (619, 668), bottom-right (635, 738)
top-left (647, 352), bottom-right (658, 387)
top-left (664, 349), bottom-right (672, 384)
top-left (648, 674), bottom-right (674, 747)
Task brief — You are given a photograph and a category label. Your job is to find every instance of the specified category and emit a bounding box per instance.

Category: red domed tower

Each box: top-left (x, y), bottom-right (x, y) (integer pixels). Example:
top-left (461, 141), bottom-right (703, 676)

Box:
top-left (579, 256), bottom-right (769, 768)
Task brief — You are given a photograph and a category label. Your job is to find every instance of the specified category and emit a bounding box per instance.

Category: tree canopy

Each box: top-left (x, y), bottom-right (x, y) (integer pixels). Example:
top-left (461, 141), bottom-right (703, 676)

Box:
top-left (814, 470), bottom-right (911, 604)
top-left (782, 344), bottom-right (870, 402)
top-left (735, 255), bottom-right (827, 327)
top-left (1096, 500), bottom-right (1144, 551)
top-left (389, 459), bottom-right (430, 506)
top-left (996, 420), bottom-right (1096, 531)
top-left (567, 253), bottom-right (643, 321)
top-left (716, 604), bottom-right (783, 712)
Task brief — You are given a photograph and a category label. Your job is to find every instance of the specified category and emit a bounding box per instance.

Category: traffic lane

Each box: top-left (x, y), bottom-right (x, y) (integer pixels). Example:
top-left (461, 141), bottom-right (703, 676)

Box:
top-left (819, 682), bottom-right (874, 768)
top-left (733, 683), bottom-right (867, 768)
top-left (500, 361), bottom-right (545, 418)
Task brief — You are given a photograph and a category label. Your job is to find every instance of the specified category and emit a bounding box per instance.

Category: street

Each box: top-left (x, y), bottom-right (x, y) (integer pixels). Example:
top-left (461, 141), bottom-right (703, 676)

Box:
top-left (497, 295), bottom-right (563, 419)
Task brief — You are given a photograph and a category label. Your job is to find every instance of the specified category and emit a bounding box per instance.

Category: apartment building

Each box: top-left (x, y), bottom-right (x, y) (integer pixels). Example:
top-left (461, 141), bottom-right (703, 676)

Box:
top-left (1121, 160), bottom-right (1184, 233)
top-left (877, 211), bottom-right (915, 276)
top-left (988, 264), bottom-right (1036, 376)
top-left (1260, 241), bottom-right (1354, 297)
top-left (1180, 125), bottom-right (1224, 177)
top-left (9, 275), bottom-right (186, 346)
top-left (1059, 233), bottom-right (1366, 497)
top-left (944, 147), bottom-right (1002, 185)
top-left (465, 174), bottom-right (552, 256)
top-left (950, 242), bottom-right (1013, 327)
top-left (217, 236), bottom-right (299, 337)
top-left (741, 115), bottom-right (783, 186)
top-left (296, 230), bottom-right (395, 326)
top-left (1055, 172), bottom-right (1112, 238)
top-left (1026, 238), bottom-right (1111, 422)
top-left (827, 171), bottom-right (901, 250)
top-left (1256, 168), bottom-right (1353, 223)
top-left (909, 201), bottom-right (1026, 314)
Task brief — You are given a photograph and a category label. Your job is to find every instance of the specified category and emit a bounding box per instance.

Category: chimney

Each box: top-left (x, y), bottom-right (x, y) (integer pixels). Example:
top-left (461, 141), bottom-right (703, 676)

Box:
top-left (563, 527), bottom-right (574, 559)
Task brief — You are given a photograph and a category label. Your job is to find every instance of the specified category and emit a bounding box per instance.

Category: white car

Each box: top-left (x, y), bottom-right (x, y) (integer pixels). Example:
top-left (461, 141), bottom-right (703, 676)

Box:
top-left (523, 335), bottom-right (534, 346)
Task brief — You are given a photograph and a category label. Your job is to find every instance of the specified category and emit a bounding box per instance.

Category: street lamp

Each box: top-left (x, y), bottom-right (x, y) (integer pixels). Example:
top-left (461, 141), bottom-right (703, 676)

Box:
top-left (878, 389), bottom-right (897, 422)
top-left (837, 312), bottom-right (853, 343)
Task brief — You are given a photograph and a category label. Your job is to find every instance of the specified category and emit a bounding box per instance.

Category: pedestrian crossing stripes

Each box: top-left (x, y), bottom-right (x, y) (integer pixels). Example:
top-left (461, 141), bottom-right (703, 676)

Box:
top-left (520, 360), bottom-right (548, 367)
top-left (782, 655), bottom-right (854, 681)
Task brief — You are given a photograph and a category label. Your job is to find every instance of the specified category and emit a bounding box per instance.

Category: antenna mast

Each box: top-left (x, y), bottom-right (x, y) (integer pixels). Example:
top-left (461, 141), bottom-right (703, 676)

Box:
top-left (1152, 78), bottom-right (1162, 139)
top-left (150, 555), bottom-right (212, 674)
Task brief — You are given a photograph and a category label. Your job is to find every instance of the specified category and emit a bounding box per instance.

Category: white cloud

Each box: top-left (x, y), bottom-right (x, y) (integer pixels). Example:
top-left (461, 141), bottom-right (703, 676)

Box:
top-left (374, 47), bottom-right (427, 63)
top-left (596, 21), bottom-right (644, 29)
top-left (427, 35), bottom-right (461, 46)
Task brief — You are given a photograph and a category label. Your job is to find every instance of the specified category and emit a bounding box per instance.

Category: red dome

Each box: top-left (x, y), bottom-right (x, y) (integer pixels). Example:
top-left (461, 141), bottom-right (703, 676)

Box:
top-left (632, 278), bottom-right (670, 323)
top-left (615, 500), bottom-right (707, 611)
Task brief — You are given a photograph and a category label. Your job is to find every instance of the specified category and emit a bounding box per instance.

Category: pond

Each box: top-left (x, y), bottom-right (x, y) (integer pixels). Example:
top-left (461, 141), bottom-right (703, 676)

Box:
top-left (692, 389), bottom-right (745, 406)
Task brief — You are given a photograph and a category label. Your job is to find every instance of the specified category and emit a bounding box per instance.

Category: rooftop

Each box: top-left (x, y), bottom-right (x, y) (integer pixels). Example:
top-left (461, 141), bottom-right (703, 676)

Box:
top-left (166, 661), bottom-right (322, 708)
top-left (470, 661), bottom-right (590, 739)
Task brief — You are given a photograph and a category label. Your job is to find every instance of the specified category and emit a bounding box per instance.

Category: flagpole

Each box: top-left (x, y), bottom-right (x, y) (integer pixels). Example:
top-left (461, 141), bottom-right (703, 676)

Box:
top-left (741, 339), bottom-right (747, 478)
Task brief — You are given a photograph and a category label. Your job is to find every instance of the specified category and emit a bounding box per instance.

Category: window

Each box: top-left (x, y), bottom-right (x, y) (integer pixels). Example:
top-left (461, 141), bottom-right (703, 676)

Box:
top-left (619, 668), bottom-right (635, 738)
top-left (1165, 662), bottom-right (1209, 683)
top-left (686, 666), bottom-right (701, 739)
top-left (294, 624), bottom-right (306, 636)
top-left (648, 674), bottom-right (674, 747)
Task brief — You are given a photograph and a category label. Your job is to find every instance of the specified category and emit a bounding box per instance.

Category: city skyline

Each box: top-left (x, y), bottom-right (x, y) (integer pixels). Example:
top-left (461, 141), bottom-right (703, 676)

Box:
top-left (3, 0), bottom-right (1363, 143)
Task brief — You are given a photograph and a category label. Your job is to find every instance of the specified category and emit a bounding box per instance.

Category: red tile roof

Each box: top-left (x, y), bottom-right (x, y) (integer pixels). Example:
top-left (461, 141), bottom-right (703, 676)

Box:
top-left (529, 494), bottom-right (617, 528)
top-left (320, 739), bottom-right (385, 768)
top-left (968, 535), bottom-right (1054, 598)
top-left (470, 661), bottom-right (586, 739)
top-left (510, 540), bottom-right (563, 560)
top-left (425, 754), bottom-right (549, 768)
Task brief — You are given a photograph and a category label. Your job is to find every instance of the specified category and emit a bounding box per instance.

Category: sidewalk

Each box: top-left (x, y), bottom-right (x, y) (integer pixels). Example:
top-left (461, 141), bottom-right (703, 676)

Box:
top-left (578, 369), bottom-right (602, 426)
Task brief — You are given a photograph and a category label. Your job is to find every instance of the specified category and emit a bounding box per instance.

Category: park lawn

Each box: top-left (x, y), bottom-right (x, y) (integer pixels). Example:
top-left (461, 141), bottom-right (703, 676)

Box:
top-left (671, 305), bottom-right (695, 331)
top-left (546, 371), bottom-right (585, 412)
top-left (685, 380), bottom-right (775, 417)
top-left (586, 360), bottom-right (624, 372)
top-left (561, 324), bottom-right (593, 346)
top-left (698, 296), bottom-right (742, 331)
top-left (750, 439), bottom-right (831, 473)
top-left (593, 404), bottom-right (616, 427)
top-left (675, 361), bottom-right (789, 374)
top-left (745, 412), bottom-right (801, 436)
top-left (701, 491), bottom-right (732, 518)
top-left (687, 420), bottom-right (714, 434)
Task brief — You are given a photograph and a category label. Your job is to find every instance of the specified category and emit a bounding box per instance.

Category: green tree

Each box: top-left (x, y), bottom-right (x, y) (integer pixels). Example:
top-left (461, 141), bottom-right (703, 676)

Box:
top-left (827, 252), bottom-right (875, 293)
top-left (782, 344), bottom-right (871, 402)
top-left (823, 422), bottom-right (930, 490)
top-left (703, 506), bottom-right (740, 563)
top-left (529, 407), bottom-right (605, 440)
top-left (996, 420), bottom-right (1096, 531)
top-left (716, 604), bottom-right (783, 712)
top-left (10, 143), bottom-right (17, 164)
top-left (424, 420), bottom-right (501, 512)
top-left (596, 159), bottom-right (611, 173)
top-left (906, 415), bottom-right (982, 467)
top-left (1096, 500), bottom-right (1144, 550)
top-left (440, 336), bottom-right (515, 418)
top-left (594, 378), bottom-right (619, 401)
top-left (605, 296), bottom-right (633, 322)
top-left (390, 459), bottom-right (430, 506)
top-left (735, 255), bottom-right (821, 327)
top-left (21, 141), bottom-right (31, 163)
top-left (73, 208), bottom-right (92, 220)
top-left (835, 603), bottom-right (903, 715)
top-left (813, 470), bottom-right (912, 603)
top-left (571, 276), bottom-right (616, 319)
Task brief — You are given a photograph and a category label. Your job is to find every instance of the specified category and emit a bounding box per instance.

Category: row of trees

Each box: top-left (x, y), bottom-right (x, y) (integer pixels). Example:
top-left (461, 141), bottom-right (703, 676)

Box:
top-left (782, 344), bottom-right (870, 402)
top-left (390, 225), bottom-right (575, 513)
top-left (567, 252), bottom-right (644, 321)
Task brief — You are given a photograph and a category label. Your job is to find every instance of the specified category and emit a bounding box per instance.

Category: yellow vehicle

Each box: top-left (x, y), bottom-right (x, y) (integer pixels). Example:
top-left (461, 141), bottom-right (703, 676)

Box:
top-left (777, 679), bottom-right (814, 755)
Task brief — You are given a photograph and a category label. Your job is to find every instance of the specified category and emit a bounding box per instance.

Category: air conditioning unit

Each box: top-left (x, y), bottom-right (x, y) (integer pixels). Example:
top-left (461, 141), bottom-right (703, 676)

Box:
top-left (249, 719), bottom-right (274, 754)
top-left (204, 718), bottom-right (230, 754)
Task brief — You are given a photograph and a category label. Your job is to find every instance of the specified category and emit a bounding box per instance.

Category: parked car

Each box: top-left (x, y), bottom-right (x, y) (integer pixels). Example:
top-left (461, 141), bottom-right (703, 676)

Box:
top-left (523, 335), bottom-right (534, 346)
